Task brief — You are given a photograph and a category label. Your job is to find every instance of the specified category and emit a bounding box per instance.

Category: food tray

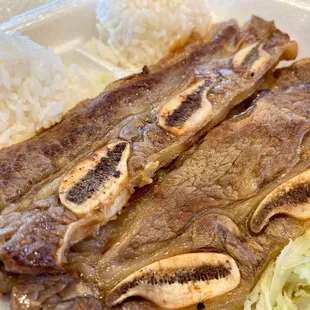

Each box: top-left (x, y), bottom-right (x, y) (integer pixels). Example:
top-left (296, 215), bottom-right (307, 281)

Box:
top-left (0, 0), bottom-right (129, 79)
top-left (0, 0), bottom-right (309, 308)
top-left (1, 0), bottom-right (310, 72)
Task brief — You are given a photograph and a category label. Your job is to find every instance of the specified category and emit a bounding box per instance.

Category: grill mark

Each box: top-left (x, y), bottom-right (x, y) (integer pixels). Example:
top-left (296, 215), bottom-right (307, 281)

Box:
top-left (65, 143), bottom-right (127, 205)
top-left (118, 264), bottom-right (231, 295)
top-left (253, 182), bottom-right (310, 227)
top-left (166, 84), bottom-right (206, 128)
top-left (240, 47), bottom-right (259, 70)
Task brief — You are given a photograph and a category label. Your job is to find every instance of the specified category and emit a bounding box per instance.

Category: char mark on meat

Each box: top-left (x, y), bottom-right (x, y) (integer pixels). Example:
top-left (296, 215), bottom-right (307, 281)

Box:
top-left (10, 275), bottom-right (101, 310)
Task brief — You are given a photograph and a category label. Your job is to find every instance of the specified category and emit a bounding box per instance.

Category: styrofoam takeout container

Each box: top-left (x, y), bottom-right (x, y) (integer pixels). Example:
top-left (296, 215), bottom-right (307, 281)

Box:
top-left (0, 0), bottom-right (309, 308)
top-left (0, 0), bottom-right (129, 79)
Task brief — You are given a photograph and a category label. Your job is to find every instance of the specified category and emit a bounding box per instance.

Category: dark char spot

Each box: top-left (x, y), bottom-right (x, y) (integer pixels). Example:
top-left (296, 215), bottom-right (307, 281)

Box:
top-left (113, 171), bottom-right (121, 178)
top-left (65, 143), bottom-right (126, 205)
top-left (197, 302), bottom-right (206, 310)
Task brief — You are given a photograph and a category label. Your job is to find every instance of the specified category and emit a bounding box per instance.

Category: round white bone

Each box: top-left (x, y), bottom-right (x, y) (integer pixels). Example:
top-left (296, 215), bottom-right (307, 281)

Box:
top-left (232, 42), bottom-right (271, 75)
top-left (106, 252), bottom-right (240, 309)
top-left (59, 141), bottom-right (130, 216)
top-left (251, 47), bottom-right (271, 74)
top-left (232, 42), bottom-right (259, 68)
top-left (250, 169), bottom-right (310, 233)
top-left (158, 80), bottom-right (212, 136)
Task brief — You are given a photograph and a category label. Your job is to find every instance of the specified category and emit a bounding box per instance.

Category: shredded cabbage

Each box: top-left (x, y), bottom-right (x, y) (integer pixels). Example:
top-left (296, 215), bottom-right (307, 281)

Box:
top-left (244, 230), bottom-right (310, 310)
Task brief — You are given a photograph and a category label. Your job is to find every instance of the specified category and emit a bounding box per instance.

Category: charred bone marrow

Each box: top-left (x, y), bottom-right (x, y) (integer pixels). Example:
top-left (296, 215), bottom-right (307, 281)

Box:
top-left (232, 42), bottom-right (271, 76)
top-left (59, 141), bottom-right (130, 216)
top-left (250, 169), bottom-right (310, 233)
top-left (158, 80), bottom-right (213, 136)
top-left (106, 252), bottom-right (240, 309)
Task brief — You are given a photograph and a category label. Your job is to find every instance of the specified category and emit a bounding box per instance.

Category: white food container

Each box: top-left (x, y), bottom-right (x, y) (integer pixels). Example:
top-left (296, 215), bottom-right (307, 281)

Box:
top-left (0, 0), bottom-right (129, 79)
top-left (0, 0), bottom-right (309, 308)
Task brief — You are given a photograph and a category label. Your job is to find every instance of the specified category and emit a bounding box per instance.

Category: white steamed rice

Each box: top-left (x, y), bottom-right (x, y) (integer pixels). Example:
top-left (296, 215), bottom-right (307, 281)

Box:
top-left (0, 32), bottom-right (106, 148)
top-left (87, 0), bottom-right (212, 72)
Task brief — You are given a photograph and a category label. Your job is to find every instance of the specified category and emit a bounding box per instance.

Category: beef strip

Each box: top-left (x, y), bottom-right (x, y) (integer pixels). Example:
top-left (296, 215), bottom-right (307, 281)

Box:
top-left (227, 58), bottom-right (310, 119)
top-left (0, 19), bottom-right (241, 272)
top-left (9, 83), bottom-right (310, 310)
top-left (92, 83), bottom-right (310, 290)
top-left (0, 19), bottom-right (241, 211)
top-left (0, 17), bottom-right (296, 274)
top-left (105, 29), bottom-right (225, 92)
top-left (0, 266), bottom-right (17, 295)
top-left (10, 275), bottom-right (102, 310)
top-left (268, 58), bottom-right (310, 88)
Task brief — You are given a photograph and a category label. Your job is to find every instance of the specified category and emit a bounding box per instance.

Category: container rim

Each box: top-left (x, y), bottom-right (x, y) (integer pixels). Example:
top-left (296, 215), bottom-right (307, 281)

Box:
top-left (0, 0), bottom-right (93, 33)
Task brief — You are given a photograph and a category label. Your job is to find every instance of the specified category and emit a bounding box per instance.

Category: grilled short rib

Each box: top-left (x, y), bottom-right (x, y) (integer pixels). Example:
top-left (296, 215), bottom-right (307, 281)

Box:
top-left (9, 83), bottom-right (310, 310)
top-left (0, 16), bottom-right (296, 274)
top-left (89, 84), bottom-right (310, 309)
top-left (270, 58), bottom-right (310, 88)
top-left (0, 20), bottom-right (240, 210)
top-left (0, 19), bottom-right (241, 272)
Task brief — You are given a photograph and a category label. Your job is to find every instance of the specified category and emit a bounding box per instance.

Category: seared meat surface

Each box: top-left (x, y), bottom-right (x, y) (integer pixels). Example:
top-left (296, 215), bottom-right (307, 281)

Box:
top-left (0, 16), bottom-right (296, 274)
top-left (0, 20), bottom-right (240, 210)
top-left (11, 275), bottom-right (102, 310)
top-left (8, 83), bottom-right (310, 310)
top-left (270, 58), bottom-right (310, 88)
top-left (0, 19), bottom-right (241, 273)
top-left (92, 83), bottom-right (310, 295)
top-left (2, 15), bottom-right (310, 310)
